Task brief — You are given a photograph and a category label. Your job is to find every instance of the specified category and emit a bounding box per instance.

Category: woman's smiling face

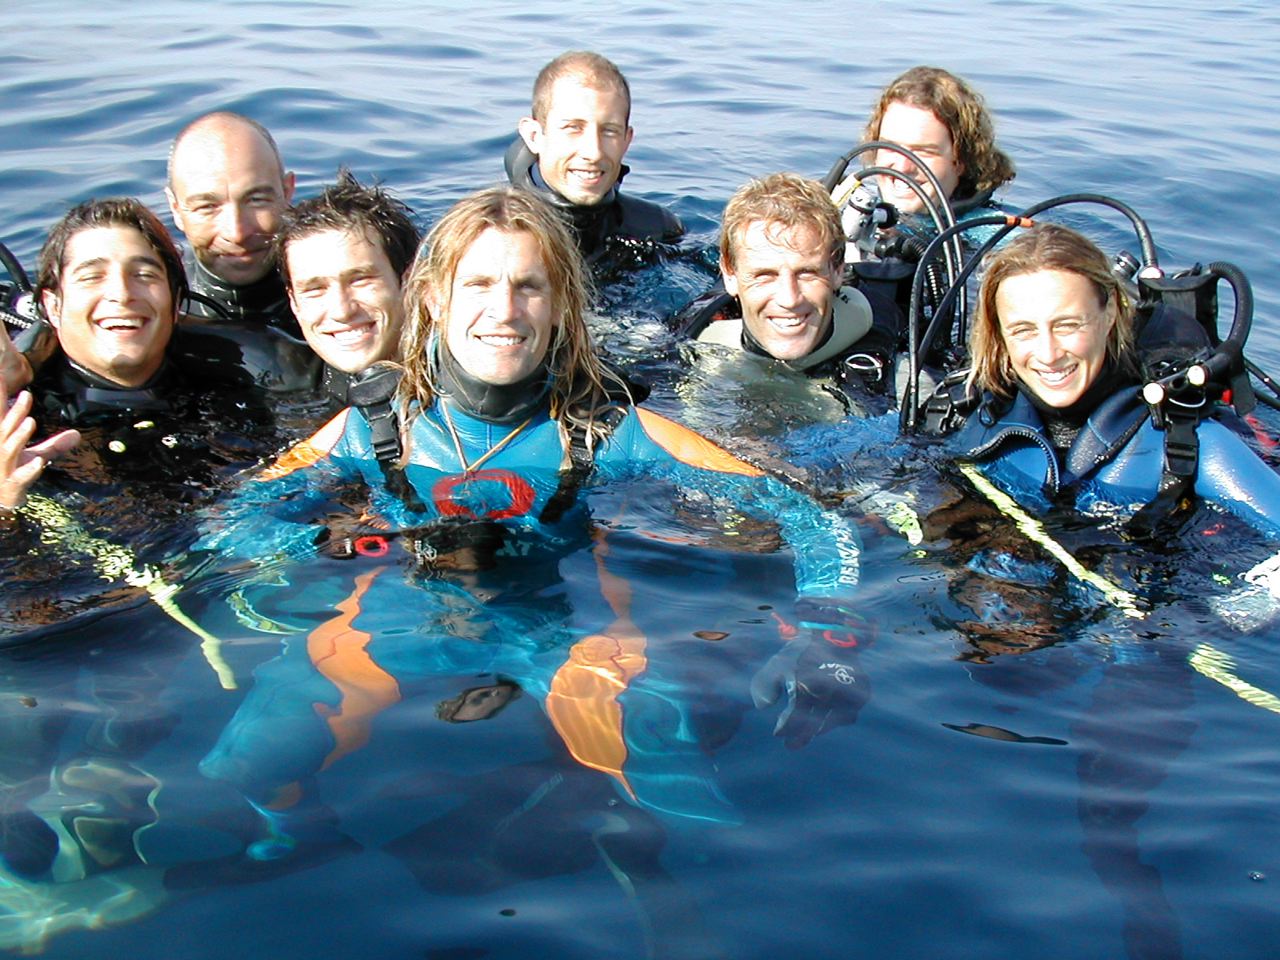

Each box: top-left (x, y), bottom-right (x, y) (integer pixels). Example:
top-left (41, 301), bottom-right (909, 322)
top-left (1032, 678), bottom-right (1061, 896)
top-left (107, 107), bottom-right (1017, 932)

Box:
top-left (996, 268), bottom-right (1115, 408)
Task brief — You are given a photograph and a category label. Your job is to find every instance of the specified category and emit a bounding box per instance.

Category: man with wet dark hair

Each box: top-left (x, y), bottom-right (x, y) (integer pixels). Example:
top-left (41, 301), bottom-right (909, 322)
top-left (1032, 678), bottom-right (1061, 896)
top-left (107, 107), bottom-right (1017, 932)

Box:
top-left (166, 111), bottom-right (297, 331)
top-left (1, 197), bottom-right (276, 544)
top-left (22, 197), bottom-right (280, 441)
top-left (276, 169), bottom-right (420, 384)
top-left (505, 50), bottom-right (684, 266)
top-left (35, 198), bottom-right (188, 408)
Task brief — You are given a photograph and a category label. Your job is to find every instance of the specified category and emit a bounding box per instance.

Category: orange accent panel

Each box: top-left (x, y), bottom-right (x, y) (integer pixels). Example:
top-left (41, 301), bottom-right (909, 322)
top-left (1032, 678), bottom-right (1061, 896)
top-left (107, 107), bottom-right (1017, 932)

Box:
top-left (258, 409), bottom-right (352, 481)
top-left (634, 408), bottom-right (764, 476)
top-left (307, 567), bottom-right (401, 770)
top-left (264, 781), bottom-right (303, 812)
top-left (546, 631), bottom-right (648, 798)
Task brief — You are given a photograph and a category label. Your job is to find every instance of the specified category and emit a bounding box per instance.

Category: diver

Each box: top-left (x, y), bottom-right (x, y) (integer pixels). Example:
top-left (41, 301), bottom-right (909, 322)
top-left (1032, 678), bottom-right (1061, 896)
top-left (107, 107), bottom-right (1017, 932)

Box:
top-left (670, 172), bottom-right (903, 418)
top-left (929, 223), bottom-right (1280, 621)
top-left (24, 198), bottom-right (272, 437)
top-left (505, 51), bottom-right (685, 272)
top-left (165, 111), bottom-right (299, 334)
top-left (271, 167), bottom-right (421, 408)
top-left (826, 66), bottom-right (1017, 360)
top-left (197, 186), bottom-right (868, 854)
top-left (0, 198), bottom-right (282, 638)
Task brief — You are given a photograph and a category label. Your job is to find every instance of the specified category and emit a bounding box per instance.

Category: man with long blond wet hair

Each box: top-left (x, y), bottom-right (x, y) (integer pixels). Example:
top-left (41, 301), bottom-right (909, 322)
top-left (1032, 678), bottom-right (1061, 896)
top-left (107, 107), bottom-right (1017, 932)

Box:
top-left (397, 186), bottom-right (625, 450)
top-left (211, 185), bottom-right (871, 824)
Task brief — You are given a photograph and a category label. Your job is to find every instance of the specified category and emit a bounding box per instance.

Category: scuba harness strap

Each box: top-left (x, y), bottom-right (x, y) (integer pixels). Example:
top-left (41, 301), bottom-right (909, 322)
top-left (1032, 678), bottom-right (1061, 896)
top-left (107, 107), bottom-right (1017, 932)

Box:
top-left (538, 406), bottom-right (628, 525)
top-left (1129, 265), bottom-right (1255, 538)
top-left (348, 365), bottom-right (428, 514)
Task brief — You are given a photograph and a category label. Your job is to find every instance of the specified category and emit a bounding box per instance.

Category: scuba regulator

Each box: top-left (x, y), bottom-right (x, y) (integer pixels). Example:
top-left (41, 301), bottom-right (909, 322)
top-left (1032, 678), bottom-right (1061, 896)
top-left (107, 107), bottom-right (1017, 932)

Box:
top-left (1, 239), bottom-right (59, 375)
top-left (825, 140), bottom-right (968, 364)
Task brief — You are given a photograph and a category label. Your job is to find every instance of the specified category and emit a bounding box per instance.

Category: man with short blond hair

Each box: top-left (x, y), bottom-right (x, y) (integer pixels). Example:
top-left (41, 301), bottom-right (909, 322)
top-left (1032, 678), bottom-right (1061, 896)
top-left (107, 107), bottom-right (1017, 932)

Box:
top-left (677, 173), bottom-right (899, 394)
top-left (505, 50), bottom-right (683, 266)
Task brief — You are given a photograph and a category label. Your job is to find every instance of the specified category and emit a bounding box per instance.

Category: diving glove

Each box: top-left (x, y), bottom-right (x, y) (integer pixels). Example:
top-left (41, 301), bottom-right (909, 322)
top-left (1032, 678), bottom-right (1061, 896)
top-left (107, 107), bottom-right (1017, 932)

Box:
top-left (750, 599), bottom-right (872, 749)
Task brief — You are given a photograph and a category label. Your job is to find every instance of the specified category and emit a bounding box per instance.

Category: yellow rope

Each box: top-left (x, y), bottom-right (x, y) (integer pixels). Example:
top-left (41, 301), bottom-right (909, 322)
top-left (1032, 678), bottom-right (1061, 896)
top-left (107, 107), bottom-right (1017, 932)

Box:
top-left (958, 462), bottom-right (1280, 717)
top-left (957, 463), bottom-right (1145, 619)
top-left (17, 494), bottom-right (236, 690)
top-left (1188, 643), bottom-right (1280, 716)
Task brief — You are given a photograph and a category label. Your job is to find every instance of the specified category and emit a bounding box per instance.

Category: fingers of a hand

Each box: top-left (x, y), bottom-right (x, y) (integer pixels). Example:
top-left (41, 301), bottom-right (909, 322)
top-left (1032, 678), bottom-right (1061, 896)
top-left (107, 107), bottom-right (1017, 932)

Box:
top-left (750, 666), bottom-right (783, 708)
top-left (1, 410), bottom-right (37, 470)
top-left (1, 390), bottom-right (34, 436)
top-left (32, 429), bottom-right (80, 459)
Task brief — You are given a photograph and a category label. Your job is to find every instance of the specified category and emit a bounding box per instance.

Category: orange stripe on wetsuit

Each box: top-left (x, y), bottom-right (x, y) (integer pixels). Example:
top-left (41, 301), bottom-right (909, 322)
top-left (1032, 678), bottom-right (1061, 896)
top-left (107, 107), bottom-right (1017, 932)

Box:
top-left (258, 408), bottom-right (352, 481)
top-left (634, 408), bottom-right (764, 476)
top-left (307, 566), bottom-right (401, 771)
top-left (546, 527), bottom-right (646, 798)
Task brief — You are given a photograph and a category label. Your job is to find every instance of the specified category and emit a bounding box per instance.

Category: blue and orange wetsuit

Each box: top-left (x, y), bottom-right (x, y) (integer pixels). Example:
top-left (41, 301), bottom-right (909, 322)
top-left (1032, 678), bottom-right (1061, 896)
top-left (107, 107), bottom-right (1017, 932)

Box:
top-left (198, 395), bottom-right (862, 840)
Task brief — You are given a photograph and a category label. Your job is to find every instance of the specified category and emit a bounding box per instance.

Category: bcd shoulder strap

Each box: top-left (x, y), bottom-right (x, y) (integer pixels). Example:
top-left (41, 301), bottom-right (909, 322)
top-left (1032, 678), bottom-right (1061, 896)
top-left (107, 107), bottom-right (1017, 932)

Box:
top-left (538, 406), bottom-right (628, 525)
top-left (348, 365), bottom-right (428, 514)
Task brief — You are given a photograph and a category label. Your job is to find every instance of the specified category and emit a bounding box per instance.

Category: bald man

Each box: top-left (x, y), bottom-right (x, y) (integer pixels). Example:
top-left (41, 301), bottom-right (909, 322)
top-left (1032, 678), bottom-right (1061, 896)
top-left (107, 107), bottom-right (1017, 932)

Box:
top-left (166, 111), bottom-right (298, 331)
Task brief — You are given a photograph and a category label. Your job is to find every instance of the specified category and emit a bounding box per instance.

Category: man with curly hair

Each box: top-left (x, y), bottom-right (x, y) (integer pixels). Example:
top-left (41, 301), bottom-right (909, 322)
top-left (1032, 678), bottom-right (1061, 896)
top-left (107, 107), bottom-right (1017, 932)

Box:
top-left (857, 65), bottom-right (1015, 218)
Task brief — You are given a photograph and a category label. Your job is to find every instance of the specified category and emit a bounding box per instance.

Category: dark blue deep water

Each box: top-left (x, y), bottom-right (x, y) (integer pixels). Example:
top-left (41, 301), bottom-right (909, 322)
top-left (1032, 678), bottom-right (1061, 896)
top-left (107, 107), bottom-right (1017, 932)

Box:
top-left (3, 2), bottom-right (1280, 957)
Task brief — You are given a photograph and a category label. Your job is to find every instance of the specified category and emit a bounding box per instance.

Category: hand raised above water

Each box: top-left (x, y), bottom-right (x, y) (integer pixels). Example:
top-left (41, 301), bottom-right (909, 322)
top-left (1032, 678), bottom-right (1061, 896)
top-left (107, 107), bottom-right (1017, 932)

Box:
top-left (751, 598), bottom-right (874, 749)
top-left (1, 387), bottom-right (80, 510)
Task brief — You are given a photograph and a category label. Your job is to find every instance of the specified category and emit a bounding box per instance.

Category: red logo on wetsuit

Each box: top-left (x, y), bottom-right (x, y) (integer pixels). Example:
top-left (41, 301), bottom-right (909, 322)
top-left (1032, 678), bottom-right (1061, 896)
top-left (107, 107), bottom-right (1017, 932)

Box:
top-left (432, 469), bottom-right (536, 520)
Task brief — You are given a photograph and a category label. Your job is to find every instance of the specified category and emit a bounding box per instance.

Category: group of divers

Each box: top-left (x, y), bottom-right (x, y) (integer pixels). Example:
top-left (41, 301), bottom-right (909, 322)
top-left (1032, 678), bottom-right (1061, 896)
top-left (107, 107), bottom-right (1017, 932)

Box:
top-left (2, 50), bottom-right (1280, 902)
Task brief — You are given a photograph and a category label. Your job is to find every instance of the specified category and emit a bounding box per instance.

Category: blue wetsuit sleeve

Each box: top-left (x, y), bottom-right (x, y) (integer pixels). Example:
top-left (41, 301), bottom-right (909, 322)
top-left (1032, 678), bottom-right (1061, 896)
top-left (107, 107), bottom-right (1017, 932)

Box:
top-left (602, 407), bottom-right (861, 598)
top-left (754, 473), bottom-right (862, 598)
top-left (196, 408), bottom-right (375, 560)
top-left (1196, 420), bottom-right (1280, 539)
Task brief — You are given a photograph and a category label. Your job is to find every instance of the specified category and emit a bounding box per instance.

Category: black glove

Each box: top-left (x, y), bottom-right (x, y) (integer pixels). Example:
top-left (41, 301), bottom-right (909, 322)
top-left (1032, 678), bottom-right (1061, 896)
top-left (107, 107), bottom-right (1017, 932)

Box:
top-left (751, 599), bottom-right (872, 749)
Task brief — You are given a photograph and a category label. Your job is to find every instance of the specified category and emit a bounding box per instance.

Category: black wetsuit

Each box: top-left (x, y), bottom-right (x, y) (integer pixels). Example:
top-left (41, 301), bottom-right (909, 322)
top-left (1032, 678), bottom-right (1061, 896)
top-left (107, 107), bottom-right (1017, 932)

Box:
top-left (29, 350), bottom-right (278, 490)
top-left (504, 139), bottom-right (685, 267)
top-left (1, 349), bottom-right (283, 640)
top-left (172, 318), bottom-right (355, 409)
top-left (185, 256), bottom-right (300, 337)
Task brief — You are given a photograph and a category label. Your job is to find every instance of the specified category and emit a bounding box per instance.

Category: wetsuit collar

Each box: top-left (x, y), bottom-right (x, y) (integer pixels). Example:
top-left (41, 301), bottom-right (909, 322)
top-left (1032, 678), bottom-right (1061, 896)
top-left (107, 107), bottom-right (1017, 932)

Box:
top-left (505, 137), bottom-right (628, 210)
top-left (56, 356), bottom-right (177, 419)
top-left (320, 363), bottom-right (355, 409)
top-left (1020, 359), bottom-right (1131, 451)
top-left (189, 256), bottom-right (292, 325)
top-left (733, 286), bottom-right (875, 372)
top-left (434, 340), bottom-right (552, 424)
top-left (948, 185), bottom-right (998, 218)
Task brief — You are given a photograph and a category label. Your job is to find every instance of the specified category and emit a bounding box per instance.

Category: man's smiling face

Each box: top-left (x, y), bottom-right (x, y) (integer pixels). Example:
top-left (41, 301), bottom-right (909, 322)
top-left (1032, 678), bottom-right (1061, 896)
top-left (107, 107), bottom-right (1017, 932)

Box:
top-left (42, 225), bottom-right (175, 387)
top-left (519, 76), bottom-right (634, 206)
top-left (722, 220), bottom-right (841, 362)
top-left (286, 226), bottom-right (403, 374)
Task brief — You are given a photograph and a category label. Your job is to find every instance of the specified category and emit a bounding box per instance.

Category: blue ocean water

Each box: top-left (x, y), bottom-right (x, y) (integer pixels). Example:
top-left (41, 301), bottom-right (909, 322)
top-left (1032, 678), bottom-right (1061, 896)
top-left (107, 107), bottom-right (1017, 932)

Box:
top-left (3, 1), bottom-right (1280, 957)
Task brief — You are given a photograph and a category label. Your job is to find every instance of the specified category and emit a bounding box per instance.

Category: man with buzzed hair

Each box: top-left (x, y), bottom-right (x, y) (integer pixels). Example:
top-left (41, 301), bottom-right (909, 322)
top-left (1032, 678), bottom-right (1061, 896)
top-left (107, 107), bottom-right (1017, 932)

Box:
top-left (505, 50), bottom-right (684, 267)
top-left (166, 111), bottom-right (297, 331)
